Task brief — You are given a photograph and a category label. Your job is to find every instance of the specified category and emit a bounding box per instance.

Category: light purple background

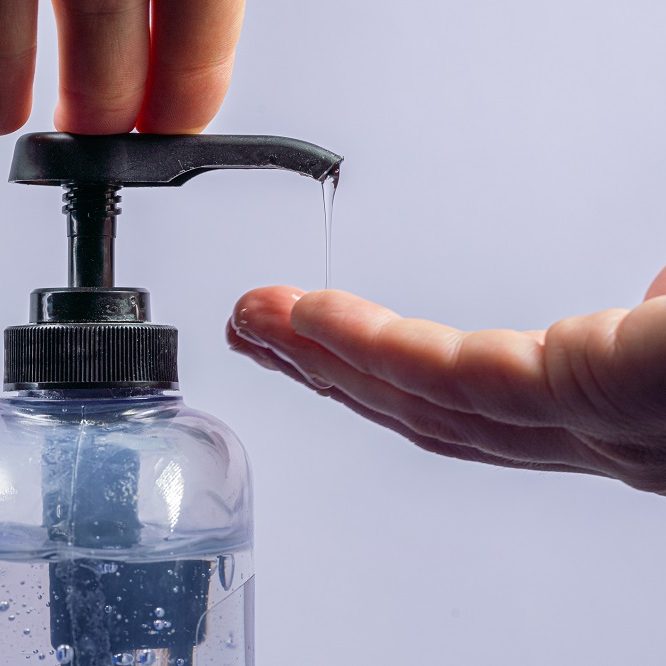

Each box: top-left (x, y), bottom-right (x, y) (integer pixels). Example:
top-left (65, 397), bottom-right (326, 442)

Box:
top-left (2, 2), bottom-right (666, 663)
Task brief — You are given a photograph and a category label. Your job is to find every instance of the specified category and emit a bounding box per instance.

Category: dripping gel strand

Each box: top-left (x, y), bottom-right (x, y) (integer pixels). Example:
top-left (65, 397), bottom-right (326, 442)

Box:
top-left (321, 172), bottom-right (338, 289)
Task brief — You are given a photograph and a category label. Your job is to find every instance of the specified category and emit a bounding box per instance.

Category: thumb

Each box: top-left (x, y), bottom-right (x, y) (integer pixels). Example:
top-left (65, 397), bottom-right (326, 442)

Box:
top-left (644, 266), bottom-right (666, 300)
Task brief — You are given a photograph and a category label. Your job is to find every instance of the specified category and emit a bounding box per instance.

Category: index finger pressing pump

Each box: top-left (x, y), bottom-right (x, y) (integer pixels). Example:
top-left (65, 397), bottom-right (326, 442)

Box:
top-left (0, 133), bottom-right (342, 665)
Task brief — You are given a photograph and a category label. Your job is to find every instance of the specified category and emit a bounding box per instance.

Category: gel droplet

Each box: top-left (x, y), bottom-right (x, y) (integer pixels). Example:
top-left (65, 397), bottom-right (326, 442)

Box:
top-left (321, 171), bottom-right (338, 289)
top-left (8, 614), bottom-right (15, 621)
top-left (135, 650), bottom-right (155, 665)
top-left (55, 644), bottom-right (73, 664)
top-left (112, 654), bottom-right (134, 665)
top-left (154, 607), bottom-right (165, 618)
top-left (0, 601), bottom-right (9, 611)
top-left (22, 627), bottom-right (30, 635)
top-left (153, 619), bottom-right (167, 631)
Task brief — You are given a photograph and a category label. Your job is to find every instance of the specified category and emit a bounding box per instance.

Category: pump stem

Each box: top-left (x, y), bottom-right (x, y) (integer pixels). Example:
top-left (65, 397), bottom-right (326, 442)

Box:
top-left (63, 184), bottom-right (120, 288)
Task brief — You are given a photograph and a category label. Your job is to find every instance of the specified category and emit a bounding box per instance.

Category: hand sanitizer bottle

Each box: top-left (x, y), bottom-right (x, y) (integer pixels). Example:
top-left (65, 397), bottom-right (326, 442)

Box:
top-left (0, 133), bottom-right (342, 665)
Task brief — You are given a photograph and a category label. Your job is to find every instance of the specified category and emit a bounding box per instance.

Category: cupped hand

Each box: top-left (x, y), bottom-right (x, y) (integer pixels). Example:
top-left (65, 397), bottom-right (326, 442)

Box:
top-left (0, 0), bottom-right (245, 135)
top-left (228, 270), bottom-right (666, 495)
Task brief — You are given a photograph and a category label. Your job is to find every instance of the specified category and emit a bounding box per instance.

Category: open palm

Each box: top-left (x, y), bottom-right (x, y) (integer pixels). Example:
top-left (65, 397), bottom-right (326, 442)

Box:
top-left (228, 269), bottom-right (666, 495)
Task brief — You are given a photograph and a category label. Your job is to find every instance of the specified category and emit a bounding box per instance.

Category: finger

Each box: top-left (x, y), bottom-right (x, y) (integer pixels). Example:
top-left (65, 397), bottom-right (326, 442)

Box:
top-left (612, 296), bottom-right (666, 425)
top-left (540, 302), bottom-right (666, 494)
top-left (228, 288), bottom-right (596, 470)
top-left (288, 290), bottom-right (558, 426)
top-left (544, 308), bottom-right (636, 431)
top-left (227, 321), bottom-right (602, 477)
top-left (51, 0), bottom-right (150, 134)
top-left (0, 0), bottom-right (37, 134)
top-left (136, 0), bottom-right (245, 133)
top-left (644, 266), bottom-right (666, 300)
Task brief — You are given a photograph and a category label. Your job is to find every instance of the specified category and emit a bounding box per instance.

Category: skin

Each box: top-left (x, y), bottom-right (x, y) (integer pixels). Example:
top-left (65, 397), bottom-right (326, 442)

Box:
top-left (0, 0), bottom-right (245, 135)
top-left (2, 1), bottom-right (665, 494)
top-left (227, 270), bottom-right (666, 495)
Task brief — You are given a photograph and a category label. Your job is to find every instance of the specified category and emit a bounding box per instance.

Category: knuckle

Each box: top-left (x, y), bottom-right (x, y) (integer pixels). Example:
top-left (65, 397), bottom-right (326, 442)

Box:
top-left (156, 52), bottom-right (236, 80)
top-left (545, 315), bottom-right (585, 351)
top-left (0, 45), bottom-right (37, 62)
top-left (60, 82), bottom-right (144, 111)
top-left (62, 1), bottom-right (146, 18)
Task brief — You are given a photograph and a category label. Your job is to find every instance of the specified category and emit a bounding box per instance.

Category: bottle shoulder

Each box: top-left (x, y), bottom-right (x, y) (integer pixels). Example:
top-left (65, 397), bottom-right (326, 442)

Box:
top-left (0, 394), bottom-right (244, 448)
top-left (0, 394), bottom-right (253, 559)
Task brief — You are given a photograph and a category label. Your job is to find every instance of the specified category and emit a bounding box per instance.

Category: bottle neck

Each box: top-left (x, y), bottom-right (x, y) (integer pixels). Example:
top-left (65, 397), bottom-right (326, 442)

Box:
top-left (15, 387), bottom-right (177, 401)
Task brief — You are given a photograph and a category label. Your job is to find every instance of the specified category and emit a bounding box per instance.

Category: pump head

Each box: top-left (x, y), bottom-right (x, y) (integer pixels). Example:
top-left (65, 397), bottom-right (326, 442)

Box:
top-left (4, 133), bottom-right (343, 391)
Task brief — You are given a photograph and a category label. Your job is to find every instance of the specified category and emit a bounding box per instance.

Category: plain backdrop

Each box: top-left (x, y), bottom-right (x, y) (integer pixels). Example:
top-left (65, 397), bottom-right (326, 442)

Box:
top-left (2, 2), bottom-right (666, 664)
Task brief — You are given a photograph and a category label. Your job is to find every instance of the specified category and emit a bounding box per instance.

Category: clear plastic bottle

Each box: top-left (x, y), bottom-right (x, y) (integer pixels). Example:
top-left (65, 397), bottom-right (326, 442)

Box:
top-left (1, 131), bottom-right (342, 666)
top-left (0, 388), bottom-right (253, 666)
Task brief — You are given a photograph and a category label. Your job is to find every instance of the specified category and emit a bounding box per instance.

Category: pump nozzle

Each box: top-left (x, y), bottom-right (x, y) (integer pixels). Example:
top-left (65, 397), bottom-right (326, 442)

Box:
top-left (9, 133), bottom-right (342, 294)
top-left (9, 132), bottom-right (342, 186)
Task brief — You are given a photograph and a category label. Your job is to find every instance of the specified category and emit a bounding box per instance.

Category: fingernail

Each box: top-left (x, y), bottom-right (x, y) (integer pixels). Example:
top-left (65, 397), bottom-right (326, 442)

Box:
top-left (232, 307), bottom-right (250, 328)
top-left (231, 306), bottom-right (270, 348)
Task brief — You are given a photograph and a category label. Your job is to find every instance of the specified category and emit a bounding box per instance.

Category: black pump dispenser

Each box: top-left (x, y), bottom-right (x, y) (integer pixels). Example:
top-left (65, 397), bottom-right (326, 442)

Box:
top-left (4, 133), bottom-right (343, 391)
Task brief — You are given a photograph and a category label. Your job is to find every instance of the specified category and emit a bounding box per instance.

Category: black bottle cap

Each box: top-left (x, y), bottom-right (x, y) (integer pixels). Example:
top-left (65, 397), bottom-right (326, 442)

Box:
top-left (4, 323), bottom-right (179, 391)
top-left (4, 133), bottom-right (343, 391)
